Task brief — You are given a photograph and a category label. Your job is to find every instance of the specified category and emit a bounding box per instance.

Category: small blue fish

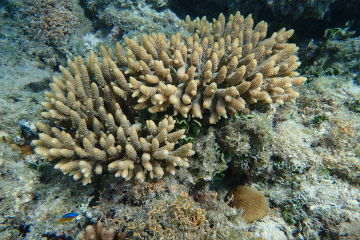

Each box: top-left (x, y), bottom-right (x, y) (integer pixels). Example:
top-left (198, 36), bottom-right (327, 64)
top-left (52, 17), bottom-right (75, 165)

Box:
top-left (58, 212), bottom-right (79, 223)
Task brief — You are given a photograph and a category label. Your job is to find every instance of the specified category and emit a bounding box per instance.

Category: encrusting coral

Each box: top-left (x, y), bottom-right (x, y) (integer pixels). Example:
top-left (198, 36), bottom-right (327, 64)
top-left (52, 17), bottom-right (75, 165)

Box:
top-left (114, 11), bottom-right (306, 123)
top-left (32, 52), bottom-right (194, 185)
top-left (226, 186), bottom-right (269, 223)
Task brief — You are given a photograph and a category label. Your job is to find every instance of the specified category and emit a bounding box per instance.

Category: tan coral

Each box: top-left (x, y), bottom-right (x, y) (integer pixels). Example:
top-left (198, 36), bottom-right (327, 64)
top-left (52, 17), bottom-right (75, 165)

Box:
top-left (78, 222), bottom-right (124, 240)
top-left (226, 186), bottom-right (269, 223)
top-left (33, 10), bottom-right (305, 183)
top-left (104, 11), bottom-right (306, 123)
top-left (32, 54), bottom-right (194, 185)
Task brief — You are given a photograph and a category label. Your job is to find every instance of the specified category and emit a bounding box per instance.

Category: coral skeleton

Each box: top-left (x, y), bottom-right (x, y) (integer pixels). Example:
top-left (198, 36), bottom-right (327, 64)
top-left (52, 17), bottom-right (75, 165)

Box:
top-left (32, 53), bottom-right (194, 185)
top-left (114, 11), bottom-right (306, 123)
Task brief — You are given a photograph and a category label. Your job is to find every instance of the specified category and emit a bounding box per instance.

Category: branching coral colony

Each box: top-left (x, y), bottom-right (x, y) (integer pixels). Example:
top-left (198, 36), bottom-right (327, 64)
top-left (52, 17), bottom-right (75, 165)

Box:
top-left (32, 11), bottom-right (306, 184)
top-left (130, 12), bottom-right (306, 123)
top-left (32, 58), bottom-right (194, 184)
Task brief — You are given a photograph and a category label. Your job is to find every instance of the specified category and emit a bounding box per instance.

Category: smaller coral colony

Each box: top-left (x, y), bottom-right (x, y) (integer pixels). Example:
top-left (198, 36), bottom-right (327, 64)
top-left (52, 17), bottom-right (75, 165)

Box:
top-left (32, 11), bottom-right (305, 196)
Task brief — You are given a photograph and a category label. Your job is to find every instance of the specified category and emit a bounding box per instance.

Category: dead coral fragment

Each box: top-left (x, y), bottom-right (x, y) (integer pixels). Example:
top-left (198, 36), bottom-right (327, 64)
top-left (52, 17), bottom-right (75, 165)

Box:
top-left (226, 186), bottom-right (269, 223)
top-left (171, 196), bottom-right (206, 227)
top-left (113, 11), bottom-right (306, 123)
top-left (147, 195), bottom-right (207, 239)
top-left (32, 54), bottom-right (194, 185)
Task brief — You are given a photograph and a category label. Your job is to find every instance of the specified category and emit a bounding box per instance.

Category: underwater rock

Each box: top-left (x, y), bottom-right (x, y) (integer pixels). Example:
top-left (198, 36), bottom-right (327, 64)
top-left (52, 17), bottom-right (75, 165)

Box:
top-left (82, 0), bottom-right (180, 39)
top-left (4, 0), bottom-right (92, 57)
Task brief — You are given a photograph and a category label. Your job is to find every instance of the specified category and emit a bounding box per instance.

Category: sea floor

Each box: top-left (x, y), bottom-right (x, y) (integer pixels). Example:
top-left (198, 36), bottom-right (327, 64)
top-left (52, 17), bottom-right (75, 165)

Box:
top-left (0, 2), bottom-right (359, 240)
